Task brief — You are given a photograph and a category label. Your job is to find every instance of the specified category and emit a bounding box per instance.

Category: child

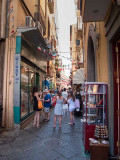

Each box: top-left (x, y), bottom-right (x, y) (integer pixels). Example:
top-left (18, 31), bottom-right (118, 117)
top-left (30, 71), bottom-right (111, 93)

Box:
top-left (68, 91), bottom-right (75, 125)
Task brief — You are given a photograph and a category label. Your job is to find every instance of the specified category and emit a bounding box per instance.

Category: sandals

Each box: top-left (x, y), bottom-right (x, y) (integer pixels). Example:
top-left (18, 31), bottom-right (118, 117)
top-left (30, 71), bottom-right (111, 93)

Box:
top-left (36, 125), bottom-right (41, 128)
top-left (43, 119), bottom-right (50, 122)
top-left (33, 124), bottom-right (36, 127)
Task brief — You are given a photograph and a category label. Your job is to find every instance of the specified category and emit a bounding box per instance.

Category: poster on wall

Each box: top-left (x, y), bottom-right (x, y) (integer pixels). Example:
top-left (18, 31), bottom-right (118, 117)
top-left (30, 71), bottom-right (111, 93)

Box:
top-left (14, 54), bottom-right (21, 107)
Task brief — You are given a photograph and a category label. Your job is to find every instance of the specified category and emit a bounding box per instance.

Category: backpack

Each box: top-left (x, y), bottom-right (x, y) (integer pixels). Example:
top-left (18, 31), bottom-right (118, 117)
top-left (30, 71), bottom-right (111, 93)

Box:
top-left (75, 98), bottom-right (80, 109)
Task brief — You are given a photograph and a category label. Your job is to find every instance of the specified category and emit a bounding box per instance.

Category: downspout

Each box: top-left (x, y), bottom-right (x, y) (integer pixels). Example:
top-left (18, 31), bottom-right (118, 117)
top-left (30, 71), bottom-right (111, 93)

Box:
top-left (1, 0), bottom-right (7, 39)
top-left (116, 45), bottom-right (120, 157)
top-left (6, 0), bottom-right (10, 38)
top-left (2, 0), bottom-right (10, 128)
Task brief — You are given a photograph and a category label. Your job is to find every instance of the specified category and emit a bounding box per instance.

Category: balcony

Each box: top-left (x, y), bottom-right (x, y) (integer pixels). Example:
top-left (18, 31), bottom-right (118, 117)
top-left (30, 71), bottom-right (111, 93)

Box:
top-left (34, 5), bottom-right (46, 35)
top-left (81, 0), bottom-right (111, 22)
top-left (48, 0), bottom-right (54, 14)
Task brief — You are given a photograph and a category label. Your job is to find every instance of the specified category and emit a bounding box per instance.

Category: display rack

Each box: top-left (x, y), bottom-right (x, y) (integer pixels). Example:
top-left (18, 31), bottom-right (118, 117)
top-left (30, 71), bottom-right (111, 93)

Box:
top-left (82, 82), bottom-right (107, 152)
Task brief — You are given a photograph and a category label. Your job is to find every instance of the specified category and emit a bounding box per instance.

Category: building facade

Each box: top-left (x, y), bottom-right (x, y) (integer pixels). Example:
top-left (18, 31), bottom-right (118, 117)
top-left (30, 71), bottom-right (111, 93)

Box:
top-left (70, 2), bottom-right (84, 87)
top-left (81, 0), bottom-right (120, 157)
top-left (1, 0), bottom-right (58, 130)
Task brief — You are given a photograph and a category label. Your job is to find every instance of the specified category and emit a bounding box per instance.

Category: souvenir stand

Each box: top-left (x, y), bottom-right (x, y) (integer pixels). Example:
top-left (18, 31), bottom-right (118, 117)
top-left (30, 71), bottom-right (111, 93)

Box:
top-left (82, 82), bottom-right (107, 152)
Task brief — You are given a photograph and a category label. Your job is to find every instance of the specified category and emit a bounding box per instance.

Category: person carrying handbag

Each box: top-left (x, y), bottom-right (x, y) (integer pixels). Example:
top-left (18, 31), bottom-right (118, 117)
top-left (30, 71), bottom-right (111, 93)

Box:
top-left (33, 86), bottom-right (43, 128)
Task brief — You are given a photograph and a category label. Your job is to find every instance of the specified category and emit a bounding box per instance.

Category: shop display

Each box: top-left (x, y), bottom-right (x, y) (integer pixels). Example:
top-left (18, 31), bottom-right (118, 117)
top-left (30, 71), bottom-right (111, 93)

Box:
top-left (94, 125), bottom-right (108, 139)
top-left (82, 82), bottom-right (107, 152)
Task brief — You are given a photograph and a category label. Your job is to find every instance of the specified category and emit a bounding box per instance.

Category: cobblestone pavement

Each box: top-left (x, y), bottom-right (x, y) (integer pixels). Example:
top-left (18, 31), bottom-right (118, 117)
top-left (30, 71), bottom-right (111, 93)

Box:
top-left (0, 109), bottom-right (90, 160)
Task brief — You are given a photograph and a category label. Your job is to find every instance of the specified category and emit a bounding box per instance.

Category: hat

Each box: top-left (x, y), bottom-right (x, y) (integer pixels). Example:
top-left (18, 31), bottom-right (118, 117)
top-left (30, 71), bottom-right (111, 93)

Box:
top-left (43, 89), bottom-right (49, 92)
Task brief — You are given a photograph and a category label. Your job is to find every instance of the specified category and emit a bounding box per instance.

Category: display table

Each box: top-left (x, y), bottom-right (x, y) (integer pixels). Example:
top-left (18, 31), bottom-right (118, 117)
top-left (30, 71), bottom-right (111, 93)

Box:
top-left (90, 142), bottom-right (109, 160)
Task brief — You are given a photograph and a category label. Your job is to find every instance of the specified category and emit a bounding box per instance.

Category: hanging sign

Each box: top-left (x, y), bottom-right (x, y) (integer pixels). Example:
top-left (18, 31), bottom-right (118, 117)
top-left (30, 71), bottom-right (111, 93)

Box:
top-left (14, 54), bottom-right (21, 107)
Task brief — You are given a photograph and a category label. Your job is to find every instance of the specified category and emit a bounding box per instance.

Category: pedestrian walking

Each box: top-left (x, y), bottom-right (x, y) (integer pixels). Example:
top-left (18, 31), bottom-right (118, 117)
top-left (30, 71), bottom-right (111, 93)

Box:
top-left (62, 88), bottom-right (68, 113)
top-left (74, 88), bottom-right (82, 116)
top-left (43, 89), bottom-right (51, 122)
top-left (33, 86), bottom-right (42, 128)
top-left (68, 91), bottom-right (75, 125)
top-left (53, 90), bottom-right (65, 128)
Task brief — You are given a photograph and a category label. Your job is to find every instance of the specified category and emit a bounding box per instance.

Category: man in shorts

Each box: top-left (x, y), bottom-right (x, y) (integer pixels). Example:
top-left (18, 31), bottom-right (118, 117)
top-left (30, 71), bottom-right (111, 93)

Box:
top-left (43, 89), bottom-right (51, 121)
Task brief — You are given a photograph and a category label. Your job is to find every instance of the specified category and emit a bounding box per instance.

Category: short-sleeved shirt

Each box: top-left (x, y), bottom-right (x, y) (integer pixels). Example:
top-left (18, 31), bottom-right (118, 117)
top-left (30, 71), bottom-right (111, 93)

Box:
top-left (44, 93), bottom-right (51, 108)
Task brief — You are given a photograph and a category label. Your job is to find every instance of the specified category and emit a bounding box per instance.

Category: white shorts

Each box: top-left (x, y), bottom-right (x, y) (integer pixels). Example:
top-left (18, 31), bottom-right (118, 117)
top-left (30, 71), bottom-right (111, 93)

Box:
top-left (63, 104), bottom-right (68, 110)
top-left (69, 106), bottom-right (75, 112)
top-left (44, 107), bottom-right (50, 113)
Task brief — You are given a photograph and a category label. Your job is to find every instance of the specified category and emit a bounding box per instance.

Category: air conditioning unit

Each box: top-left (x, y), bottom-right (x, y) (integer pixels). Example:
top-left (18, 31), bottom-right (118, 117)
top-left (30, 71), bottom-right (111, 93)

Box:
top-left (25, 16), bottom-right (34, 27)
top-left (35, 22), bottom-right (43, 35)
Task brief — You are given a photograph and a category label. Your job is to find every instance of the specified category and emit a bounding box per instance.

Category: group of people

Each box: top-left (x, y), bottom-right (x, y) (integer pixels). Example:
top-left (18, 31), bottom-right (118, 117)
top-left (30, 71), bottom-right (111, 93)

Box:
top-left (53, 88), bottom-right (76, 128)
top-left (32, 86), bottom-right (82, 129)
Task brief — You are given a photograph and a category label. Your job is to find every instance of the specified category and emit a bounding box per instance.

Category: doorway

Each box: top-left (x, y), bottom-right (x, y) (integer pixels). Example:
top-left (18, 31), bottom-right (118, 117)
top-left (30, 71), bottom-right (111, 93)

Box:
top-left (113, 39), bottom-right (120, 156)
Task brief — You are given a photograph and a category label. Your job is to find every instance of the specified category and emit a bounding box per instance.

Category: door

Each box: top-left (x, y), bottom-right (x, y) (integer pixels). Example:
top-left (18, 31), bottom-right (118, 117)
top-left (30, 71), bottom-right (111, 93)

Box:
top-left (113, 40), bottom-right (120, 156)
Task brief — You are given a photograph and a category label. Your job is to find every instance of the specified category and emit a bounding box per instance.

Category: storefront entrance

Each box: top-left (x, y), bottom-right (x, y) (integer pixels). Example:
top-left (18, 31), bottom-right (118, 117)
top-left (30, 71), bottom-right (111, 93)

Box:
top-left (113, 39), bottom-right (120, 156)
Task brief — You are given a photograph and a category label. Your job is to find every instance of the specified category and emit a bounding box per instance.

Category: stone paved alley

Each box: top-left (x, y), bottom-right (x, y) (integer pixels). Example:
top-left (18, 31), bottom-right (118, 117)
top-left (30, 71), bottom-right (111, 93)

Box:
top-left (0, 109), bottom-right (90, 160)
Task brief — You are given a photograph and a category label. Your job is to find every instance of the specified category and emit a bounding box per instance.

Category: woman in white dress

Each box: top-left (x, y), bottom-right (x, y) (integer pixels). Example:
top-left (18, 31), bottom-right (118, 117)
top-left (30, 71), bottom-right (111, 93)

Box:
top-left (53, 91), bottom-right (65, 128)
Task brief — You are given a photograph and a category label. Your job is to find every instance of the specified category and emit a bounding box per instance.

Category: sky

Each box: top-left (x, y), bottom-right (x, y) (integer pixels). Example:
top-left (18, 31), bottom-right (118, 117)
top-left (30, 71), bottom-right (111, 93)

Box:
top-left (56, 0), bottom-right (77, 77)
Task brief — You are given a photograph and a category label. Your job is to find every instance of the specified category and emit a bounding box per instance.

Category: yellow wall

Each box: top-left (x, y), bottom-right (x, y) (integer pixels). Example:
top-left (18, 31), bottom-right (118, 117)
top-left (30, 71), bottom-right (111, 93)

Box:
top-left (83, 22), bottom-right (108, 83)
top-left (24, 0), bottom-right (35, 17)
top-left (96, 22), bottom-right (108, 83)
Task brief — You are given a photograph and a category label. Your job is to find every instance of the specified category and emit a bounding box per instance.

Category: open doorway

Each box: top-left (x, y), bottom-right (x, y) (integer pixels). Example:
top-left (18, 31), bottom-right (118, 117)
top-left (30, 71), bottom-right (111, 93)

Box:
top-left (113, 38), bottom-right (120, 157)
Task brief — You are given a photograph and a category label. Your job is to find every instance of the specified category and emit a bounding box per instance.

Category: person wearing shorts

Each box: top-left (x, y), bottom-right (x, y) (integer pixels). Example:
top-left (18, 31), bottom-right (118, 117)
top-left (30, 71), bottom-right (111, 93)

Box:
top-left (43, 89), bottom-right (51, 121)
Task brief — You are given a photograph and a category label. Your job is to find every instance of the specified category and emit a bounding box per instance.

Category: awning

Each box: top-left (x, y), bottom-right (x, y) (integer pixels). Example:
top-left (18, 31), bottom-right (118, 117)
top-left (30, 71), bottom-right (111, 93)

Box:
top-left (17, 27), bottom-right (52, 61)
top-left (73, 68), bottom-right (85, 85)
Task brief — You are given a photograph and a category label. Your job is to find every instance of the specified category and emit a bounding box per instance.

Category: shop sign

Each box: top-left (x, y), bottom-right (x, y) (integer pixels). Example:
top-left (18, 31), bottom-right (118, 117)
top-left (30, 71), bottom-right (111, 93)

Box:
top-left (14, 54), bottom-right (20, 107)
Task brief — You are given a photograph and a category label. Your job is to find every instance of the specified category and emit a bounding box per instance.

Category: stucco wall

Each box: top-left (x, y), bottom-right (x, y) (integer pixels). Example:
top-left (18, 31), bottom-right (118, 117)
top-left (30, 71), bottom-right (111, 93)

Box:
top-left (83, 22), bottom-right (108, 83)
top-left (96, 22), bottom-right (108, 83)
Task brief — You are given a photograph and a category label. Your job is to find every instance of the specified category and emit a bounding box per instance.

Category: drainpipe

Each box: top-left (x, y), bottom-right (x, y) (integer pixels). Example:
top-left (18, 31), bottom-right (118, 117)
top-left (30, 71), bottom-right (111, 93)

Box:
top-left (116, 45), bottom-right (120, 157)
top-left (1, 0), bottom-right (7, 39)
top-left (6, 0), bottom-right (10, 38)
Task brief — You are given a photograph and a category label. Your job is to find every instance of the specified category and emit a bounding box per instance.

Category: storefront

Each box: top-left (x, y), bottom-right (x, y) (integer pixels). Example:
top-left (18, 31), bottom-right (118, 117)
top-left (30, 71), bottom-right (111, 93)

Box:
top-left (20, 61), bottom-right (45, 120)
top-left (14, 27), bottom-right (52, 129)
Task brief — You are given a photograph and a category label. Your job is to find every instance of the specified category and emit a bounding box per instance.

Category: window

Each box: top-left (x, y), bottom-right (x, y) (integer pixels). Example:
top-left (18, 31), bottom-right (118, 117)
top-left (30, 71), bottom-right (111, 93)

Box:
top-left (20, 63), bottom-right (38, 119)
top-left (21, 66), bottom-right (29, 117)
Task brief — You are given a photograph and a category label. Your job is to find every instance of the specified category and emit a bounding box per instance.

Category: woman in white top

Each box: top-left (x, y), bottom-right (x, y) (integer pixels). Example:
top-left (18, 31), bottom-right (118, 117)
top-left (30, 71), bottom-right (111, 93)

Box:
top-left (68, 91), bottom-right (75, 125)
top-left (53, 91), bottom-right (65, 128)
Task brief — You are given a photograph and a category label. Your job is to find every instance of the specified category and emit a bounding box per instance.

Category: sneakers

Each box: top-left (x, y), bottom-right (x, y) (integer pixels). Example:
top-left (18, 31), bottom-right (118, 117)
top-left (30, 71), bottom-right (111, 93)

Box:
top-left (69, 121), bottom-right (75, 125)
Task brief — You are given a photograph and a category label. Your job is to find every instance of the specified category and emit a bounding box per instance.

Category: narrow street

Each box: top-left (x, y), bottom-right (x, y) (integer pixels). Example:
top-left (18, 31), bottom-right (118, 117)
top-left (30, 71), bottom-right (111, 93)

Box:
top-left (0, 109), bottom-right (89, 160)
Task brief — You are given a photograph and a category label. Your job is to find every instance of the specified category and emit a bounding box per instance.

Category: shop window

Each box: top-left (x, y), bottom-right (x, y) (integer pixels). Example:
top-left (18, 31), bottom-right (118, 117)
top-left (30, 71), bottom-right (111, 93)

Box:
top-left (21, 66), bottom-right (29, 117)
top-left (29, 70), bottom-right (35, 113)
